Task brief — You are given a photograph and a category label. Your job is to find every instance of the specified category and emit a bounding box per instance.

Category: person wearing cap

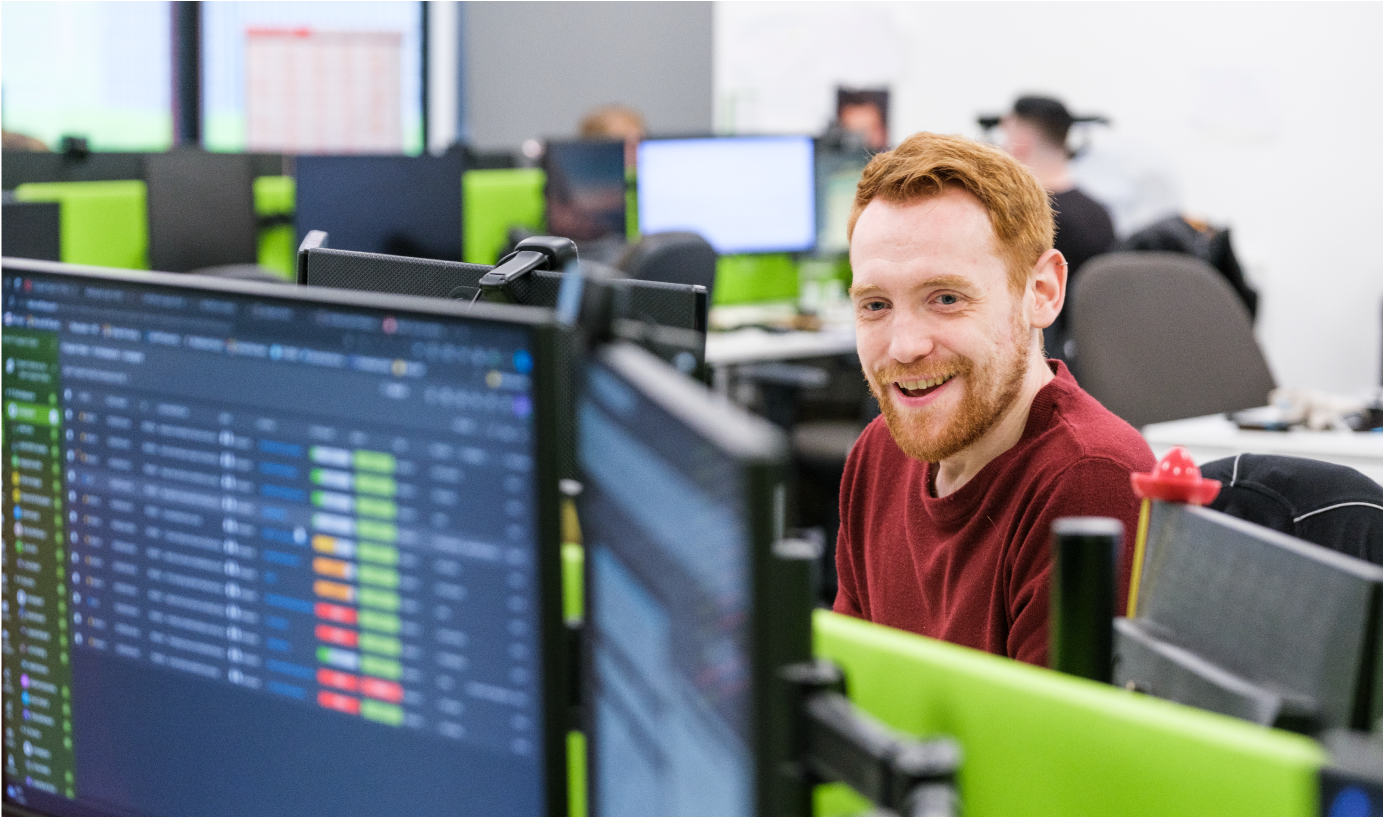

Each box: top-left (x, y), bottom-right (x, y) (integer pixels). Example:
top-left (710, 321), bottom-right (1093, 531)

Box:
top-left (835, 131), bottom-right (1154, 666)
top-left (999, 95), bottom-right (1116, 364)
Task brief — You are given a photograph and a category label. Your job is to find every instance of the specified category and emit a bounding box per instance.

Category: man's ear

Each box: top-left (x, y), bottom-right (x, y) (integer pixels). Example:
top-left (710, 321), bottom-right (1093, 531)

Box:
top-left (1028, 249), bottom-right (1066, 330)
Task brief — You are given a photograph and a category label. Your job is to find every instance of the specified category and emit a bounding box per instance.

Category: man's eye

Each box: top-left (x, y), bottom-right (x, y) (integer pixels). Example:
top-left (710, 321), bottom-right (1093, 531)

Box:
top-left (936, 293), bottom-right (960, 306)
top-left (861, 300), bottom-right (888, 311)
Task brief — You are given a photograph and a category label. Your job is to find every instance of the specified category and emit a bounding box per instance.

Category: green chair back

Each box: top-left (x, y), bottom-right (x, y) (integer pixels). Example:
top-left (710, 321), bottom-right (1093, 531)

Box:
top-left (813, 611), bottom-right (1324, 817)
top-left (253, 175), bottom-right (296, 280)
top-left (463, 168), bottom-right (546, 266)
top-left (14, 180), bottom-right (148, 270)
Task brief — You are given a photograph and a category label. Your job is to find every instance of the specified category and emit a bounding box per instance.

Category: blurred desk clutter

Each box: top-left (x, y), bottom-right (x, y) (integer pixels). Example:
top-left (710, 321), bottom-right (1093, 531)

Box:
top-left (1143, 407), bottom-right (1383, 487)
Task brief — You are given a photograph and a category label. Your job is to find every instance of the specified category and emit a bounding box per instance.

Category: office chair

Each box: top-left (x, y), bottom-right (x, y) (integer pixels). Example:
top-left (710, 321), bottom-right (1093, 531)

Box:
top-left (1200, 453), bottom-right (1383, 566)
top-left (1069, 251), bottom-right (1276, 429)
top-left (617, 231), bottom-right (717, 302)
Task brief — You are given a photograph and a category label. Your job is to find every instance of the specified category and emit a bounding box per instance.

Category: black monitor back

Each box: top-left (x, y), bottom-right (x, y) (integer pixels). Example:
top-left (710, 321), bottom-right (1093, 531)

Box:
top-left (2, 196), bottom-right (61, 261)
top-left (298, 246), bottom-right (707, 340)
top-left (2, 150), bottom-right (148, 189)
top-left (541, 139), bottom-right (626, 243)
top-left (1114, 501), bottom-right (1383, 732)
top-left (146, 150), bottom-right (260, 272)
top-left (295, 154), bottom-right (465, 262)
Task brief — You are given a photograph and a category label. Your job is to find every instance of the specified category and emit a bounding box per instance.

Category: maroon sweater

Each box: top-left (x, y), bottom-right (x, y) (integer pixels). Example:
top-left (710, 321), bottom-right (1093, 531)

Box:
top-left (833, 362), bottom-right (1155, 666)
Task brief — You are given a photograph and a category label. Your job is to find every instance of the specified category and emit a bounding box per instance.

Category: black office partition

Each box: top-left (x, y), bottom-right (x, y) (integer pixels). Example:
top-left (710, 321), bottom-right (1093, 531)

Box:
top-left (1, 152), bottom-right (148, 190)
top-left (145, 150), bottom-right (259, 272)
top-left (294, 154), bottom-right (466, 262)
top-left (1, 197), bottom-right (61, 261)
top-left (1, 258), bottom-right (570, 817)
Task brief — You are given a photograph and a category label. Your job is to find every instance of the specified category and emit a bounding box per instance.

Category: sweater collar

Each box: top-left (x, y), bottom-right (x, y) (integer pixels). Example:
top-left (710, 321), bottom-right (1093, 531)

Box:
top-left (922, 360), bottom-right (1075, 515)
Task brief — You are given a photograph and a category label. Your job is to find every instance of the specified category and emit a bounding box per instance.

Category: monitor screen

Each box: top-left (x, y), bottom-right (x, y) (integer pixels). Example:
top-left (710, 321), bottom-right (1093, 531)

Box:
top-left (814, 141), bottom-right (871, 256)
top-left (295, 154), bottom-right (465, 262)
top-left (577, 342), bottom-right (806, 817)
top-left (542, 140), bottom-right (627, 243)
top-left (636, 136), bottom-right (816, 255)
top-left (1, 259), bottom-right (566, 817)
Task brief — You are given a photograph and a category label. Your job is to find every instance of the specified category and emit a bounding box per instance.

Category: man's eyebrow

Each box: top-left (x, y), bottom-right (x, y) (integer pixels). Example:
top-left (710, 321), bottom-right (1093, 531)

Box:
top-left (849, 275), bottom-right (975, 299)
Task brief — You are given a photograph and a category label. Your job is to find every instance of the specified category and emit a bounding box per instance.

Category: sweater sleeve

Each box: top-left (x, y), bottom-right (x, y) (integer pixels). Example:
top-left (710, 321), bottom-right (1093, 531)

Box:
top-left (1005, 456), bottom-right (1144, 666)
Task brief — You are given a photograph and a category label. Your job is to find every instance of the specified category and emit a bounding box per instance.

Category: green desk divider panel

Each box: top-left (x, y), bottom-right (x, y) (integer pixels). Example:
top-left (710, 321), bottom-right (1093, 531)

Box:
top-left (463, 168), bottom-right (545, 266)
top-left (14, 180), bottom-right (148, 270)
top-left (626, 166), bottom-right (638, 241)
top-left (813, 611), bottom-right (1324, 817)
top-left (562, 543), bottom-right (587, 817)
top-left (254, 175), bottom-right (296, 280)
top-left (714, 253), bottom-right (799, 305)
top-left (562, 542), bottom-right (584, 623)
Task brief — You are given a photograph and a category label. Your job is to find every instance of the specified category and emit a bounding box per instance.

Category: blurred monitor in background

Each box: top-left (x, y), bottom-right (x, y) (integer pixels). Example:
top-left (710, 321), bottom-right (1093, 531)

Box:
top-left (835, 87), bottom-right (889, 152)
top-left (579, 104), bottom-right (646, 170)
top-left (995, 95), bottom-right (1116, 363)
top-left (542, 139), bottom-right (627, 243)
top-left (637, 136), bottom-right (815, 256)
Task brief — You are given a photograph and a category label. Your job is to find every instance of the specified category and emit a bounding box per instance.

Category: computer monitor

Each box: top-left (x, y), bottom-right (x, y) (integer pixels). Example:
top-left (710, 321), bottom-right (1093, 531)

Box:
top-left (577, 341), bottom-right (811, 817)
top-left (294, 153), bottom-right (465, 262)
top-left (541, 140), bottom-right (627, 243)
top-left (298, 246), bottom-right (708, 368)
top-left (1114, 501), bottom-right (1383, 733)
top-left (813, 140), bottom-right (871, 256)
top-left (1, 258), bottom-right (569, 817)
top-left (145, 150), bottom-right (259, 272)
top-left (636, 136), bottom-right (816, 255)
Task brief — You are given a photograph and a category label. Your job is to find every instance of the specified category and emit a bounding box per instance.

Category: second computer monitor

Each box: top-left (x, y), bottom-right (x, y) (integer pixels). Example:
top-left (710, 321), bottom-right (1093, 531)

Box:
top-left (578, 341), bottom-right (810, 817)
top-left (542, 139), bottom-right (627, 243)
top-left (295, 153), bottom-right (465, 262)
top-left (636, 136), bottom-right (816, 255)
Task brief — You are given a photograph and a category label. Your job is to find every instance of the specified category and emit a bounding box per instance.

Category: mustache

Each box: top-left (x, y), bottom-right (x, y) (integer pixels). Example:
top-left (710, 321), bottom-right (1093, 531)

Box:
top-left (870, 357), bottom-right (973, 385)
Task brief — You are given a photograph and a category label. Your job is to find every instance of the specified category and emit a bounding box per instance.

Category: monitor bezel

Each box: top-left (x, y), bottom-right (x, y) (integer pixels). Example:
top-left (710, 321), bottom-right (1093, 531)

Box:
top-left (578, 340), bottom-right (809, 817)
top-left (1, 257), bottom-right (572, 817)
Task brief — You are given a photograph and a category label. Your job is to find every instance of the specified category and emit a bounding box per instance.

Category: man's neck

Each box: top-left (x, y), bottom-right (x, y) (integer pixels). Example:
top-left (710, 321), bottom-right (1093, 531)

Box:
top-left (932, 353), bottom-right (1056, 498)
top-left (1025, 148), bottom-right (1074, 194)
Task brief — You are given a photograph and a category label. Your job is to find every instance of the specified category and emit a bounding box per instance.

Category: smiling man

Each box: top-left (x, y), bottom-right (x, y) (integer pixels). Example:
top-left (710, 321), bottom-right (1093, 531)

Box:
top-left (833, 132), bottom-right (1154, 666)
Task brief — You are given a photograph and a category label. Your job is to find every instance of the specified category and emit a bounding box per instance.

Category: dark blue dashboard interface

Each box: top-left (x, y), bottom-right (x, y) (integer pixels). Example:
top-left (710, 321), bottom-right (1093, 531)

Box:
top-left (2, 264), bottom-right (553, 817)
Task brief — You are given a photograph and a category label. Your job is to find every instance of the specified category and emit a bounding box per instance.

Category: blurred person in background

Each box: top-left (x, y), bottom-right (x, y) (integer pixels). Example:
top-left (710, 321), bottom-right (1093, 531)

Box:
top-left (836, 87), bottom-right (890, 152)
top-left (579, 104), bottom-right (645, 170)
top-left (999, 96), bottom-right (1115, 366)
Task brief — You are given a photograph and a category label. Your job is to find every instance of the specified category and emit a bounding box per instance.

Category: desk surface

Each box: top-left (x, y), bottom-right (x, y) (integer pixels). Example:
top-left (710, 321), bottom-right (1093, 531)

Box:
top-left (1142, 413), bottom-right (1383, 485)
top-left (704, 323), bottom-right (857, 366)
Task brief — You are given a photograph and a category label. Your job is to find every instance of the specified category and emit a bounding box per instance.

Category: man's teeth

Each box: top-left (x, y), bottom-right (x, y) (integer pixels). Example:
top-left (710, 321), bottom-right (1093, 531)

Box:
top-left (899, 374), bottom-right (954, 391)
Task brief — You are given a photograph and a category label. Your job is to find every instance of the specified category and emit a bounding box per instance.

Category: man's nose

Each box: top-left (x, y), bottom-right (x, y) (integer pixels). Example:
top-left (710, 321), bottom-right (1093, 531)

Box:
top-left (887, 310), bottom-right (935, 364)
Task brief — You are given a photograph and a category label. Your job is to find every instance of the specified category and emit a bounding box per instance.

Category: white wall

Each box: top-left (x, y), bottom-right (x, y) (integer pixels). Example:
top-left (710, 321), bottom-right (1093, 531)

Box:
top-left (465, 1), bottom-right (713, 151)
top-left (716, 1), bottom-right (1383, 394)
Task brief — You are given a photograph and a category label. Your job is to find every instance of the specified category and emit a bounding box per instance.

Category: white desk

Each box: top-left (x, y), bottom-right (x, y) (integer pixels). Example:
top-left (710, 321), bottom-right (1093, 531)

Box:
top-left (1141, 413), bottom-right (1383, 485)
top-left (704, 324), bottom-right (857, 366)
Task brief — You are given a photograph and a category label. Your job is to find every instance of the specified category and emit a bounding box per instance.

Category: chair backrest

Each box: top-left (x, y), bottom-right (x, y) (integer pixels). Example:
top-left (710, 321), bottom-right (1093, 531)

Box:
top-left (13, 179), bottom-right (148, 269)
top-left (1200, 453), bottom-right (1383, 566)
top-left (1069, 251), bottom-right (1275, 428)
top-left (618, 231), bottom-right (717, 300)
top-left (146, 150), bottom-right (258, 272)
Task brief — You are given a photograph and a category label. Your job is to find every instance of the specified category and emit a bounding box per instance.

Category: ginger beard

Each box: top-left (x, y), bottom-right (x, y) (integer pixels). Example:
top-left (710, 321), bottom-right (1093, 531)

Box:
top-left (868, 304), bottom-right (1033, 464)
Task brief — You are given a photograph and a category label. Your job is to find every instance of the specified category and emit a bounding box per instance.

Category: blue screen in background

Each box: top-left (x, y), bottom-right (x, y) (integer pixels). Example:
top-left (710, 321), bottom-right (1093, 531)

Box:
top-left (636, 136), bottom-right (816, 255)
